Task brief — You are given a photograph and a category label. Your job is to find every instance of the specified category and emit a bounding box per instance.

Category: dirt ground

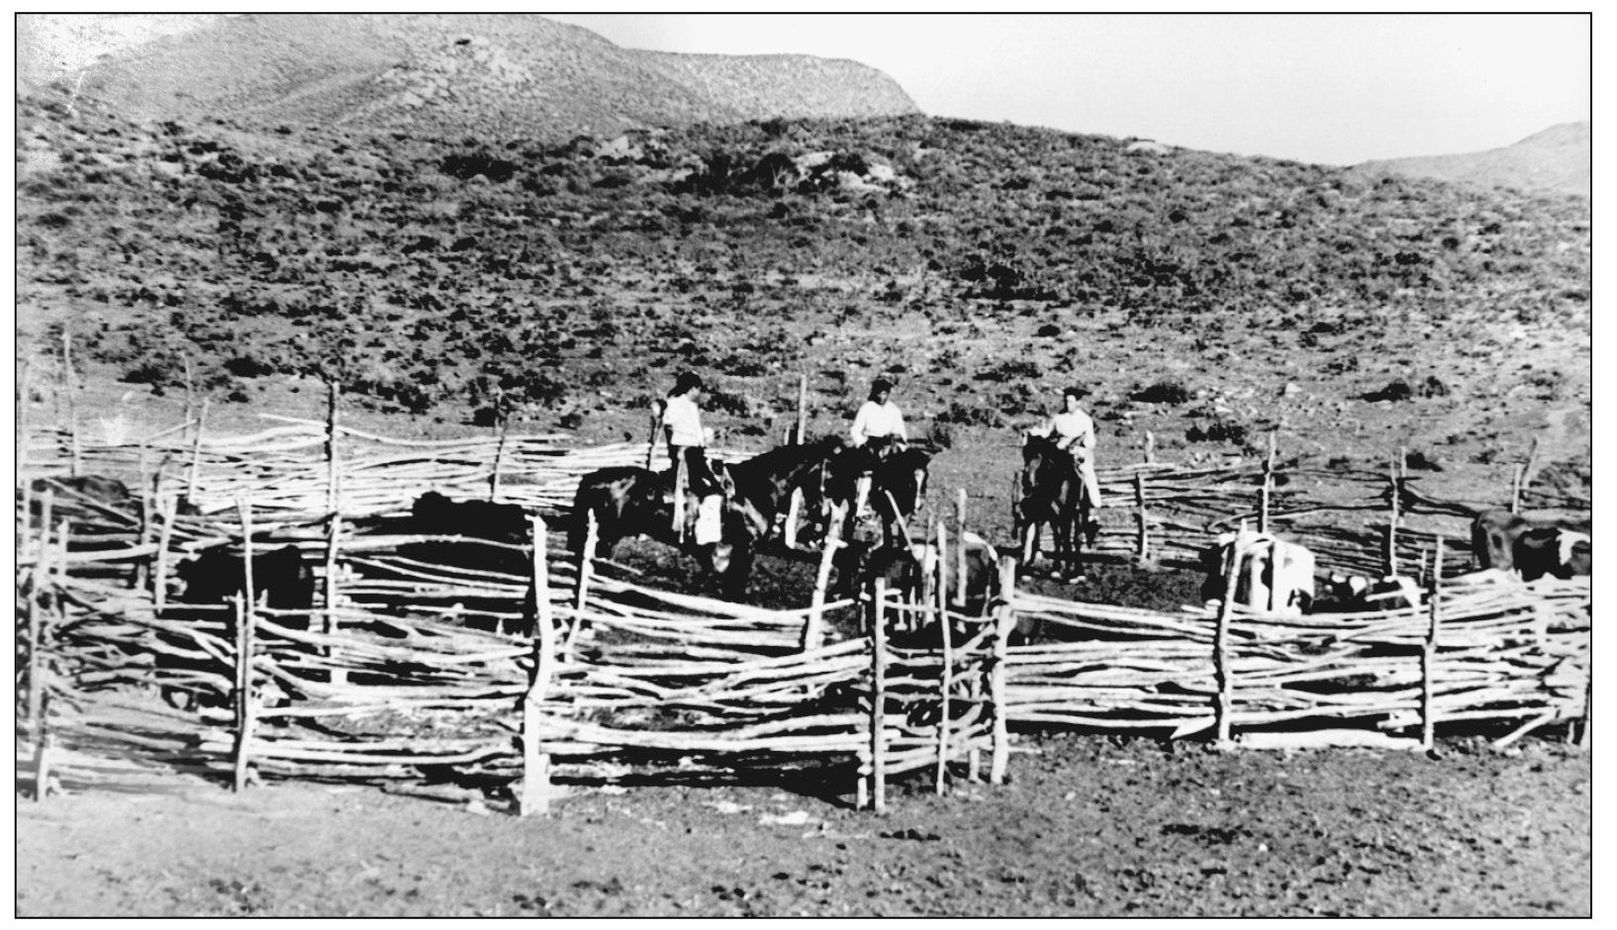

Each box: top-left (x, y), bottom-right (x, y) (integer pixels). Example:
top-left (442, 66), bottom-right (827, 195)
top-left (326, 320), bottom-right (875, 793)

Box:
top-left (15, 730), bottom-right (1589, 918)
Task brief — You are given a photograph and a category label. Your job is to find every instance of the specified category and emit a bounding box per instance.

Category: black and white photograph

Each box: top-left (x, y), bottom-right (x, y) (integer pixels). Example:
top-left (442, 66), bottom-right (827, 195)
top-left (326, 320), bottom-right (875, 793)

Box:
top-left (13, 11), bottom-right (1592, 917)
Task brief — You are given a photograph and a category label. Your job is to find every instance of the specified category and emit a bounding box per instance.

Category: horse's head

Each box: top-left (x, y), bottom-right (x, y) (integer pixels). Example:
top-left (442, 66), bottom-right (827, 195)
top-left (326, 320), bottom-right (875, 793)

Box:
top-left (876, 448), bottom-right (931, 520)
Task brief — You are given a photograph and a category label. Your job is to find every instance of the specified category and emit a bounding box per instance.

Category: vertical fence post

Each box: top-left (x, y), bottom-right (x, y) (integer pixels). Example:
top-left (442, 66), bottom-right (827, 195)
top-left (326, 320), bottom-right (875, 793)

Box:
top-left (935, 521), bottom-right (952, 796)
top-left (1509, 463), bottom-right (1525, 515)
top-left (990, 555), bottom-right (1017, 786)
top-left (521, 516), bottom-right (557, 816)
top-left (135, 446), bottom-right (152, 591)
top-left (231, 592), bottom-right (256, 793)
top-left (869, 578), bottom-right (888, 813)
top-left (784, 486), bottom-right (804, 550)
top-left (1259, 431), bottom-right (1276, 534)
top-left (236, 496), bottom-right (257, 623)
top-left (62, 326), bottom-right (80, 478)
top-left (1134, 472), bottom-right (1149, 564)
top-left (153, 491), bottom-right (176, 612)
top-left (567, 509), bottom-right (599, 661)
top-left (187, 398), bottom-right (209, 503)
top-left (954, 489), bottom-right (968, 607)
top-left (490, 415), bottom-right (508, 502)
top-left (645, 404), bottom-right (661, 471)
top-left (323, 384), bottom-right (344, 681)
top-left (803, 503), bottom-right (846, 651)
top-left (1421, 536), bottom-right (1445, 750)
top-left (1214, 543), bottom-right (1242, 747)
top-left (795, 372), bottom-right (808, 445)
top-left (1386, 452), bottom-right (1402, 578)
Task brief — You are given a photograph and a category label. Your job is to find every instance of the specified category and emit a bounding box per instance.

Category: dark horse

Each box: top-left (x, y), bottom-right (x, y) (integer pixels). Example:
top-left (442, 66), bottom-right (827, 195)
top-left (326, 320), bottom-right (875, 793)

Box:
top-left (569, 437), bottom-right (846, 598)
top-left (808, 443), bottom-right (932, 548)
top-left (1016, 433), bottom-right (1096, 578)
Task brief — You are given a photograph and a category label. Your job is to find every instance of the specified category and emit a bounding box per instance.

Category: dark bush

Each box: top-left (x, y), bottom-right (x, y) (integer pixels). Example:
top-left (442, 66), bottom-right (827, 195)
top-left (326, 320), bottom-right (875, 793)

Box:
top-left (1186, 419), bottom-right (1248, 445)
top-left (1361, 380), bottom-right (1413, 402)
top-left (1131, 381), bottom-right (1191, 404)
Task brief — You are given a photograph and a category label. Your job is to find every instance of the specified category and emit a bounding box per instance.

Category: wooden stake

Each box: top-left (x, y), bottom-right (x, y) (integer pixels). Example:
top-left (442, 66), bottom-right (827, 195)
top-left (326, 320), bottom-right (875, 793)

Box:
top-left (135, 445), bottom-right (152, 591)
top-left (795, 372), bottom-right (808, 445)
top-left (325, 381), bottom-right (341, 516)
top-left (954, 489), bottom-right (967, 607)
top-left (1259, 431), bottom-right (1276, 534)
top-left (803, 503), bottom-right (846, 651)
top-left (62, 326), bottom-right (80, 478)
top-left (1386, 452), bottom-right (1402, 578)
top-left (521, 515), bottom-right (557, 816)
top-left (1214, 541), bottom-right (1242, 746)
top-left (237, 496), bottom-right (257, 620)
top-left (153, 492), bottom-right (176, 612)
top-left (870, 578), bottom-right (889, 813)
top-left (1421, 537), bottom-right (1445, 750)
top-left (1144, 430), bottom-right (1155, 465)
top-left (187, 398), bottom-right (209, 503)
top-left (568, 508), bottom-right (599, 660)
top-left (490, 414), bottom-right (508, 501)
top-left (1134, 472), bottom-right (1149, 563)
top-left (231, 592), bottom-right (256, 793)
top-left (989, 555), bottom-right (1016, 785)
top-left (1509, 462), bottom-right (1525, 515)
top-left (645, 403), bottom-right (663, 470)
top-left (935, 521), bottom-right (952, 796)
top-left (784, 486), bottom-right (804, 550)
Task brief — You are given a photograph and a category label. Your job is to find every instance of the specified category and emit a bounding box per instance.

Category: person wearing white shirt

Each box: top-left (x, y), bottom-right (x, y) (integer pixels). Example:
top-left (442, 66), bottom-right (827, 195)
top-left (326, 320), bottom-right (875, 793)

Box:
top-left (850, 378), bottom-right (908, 516)
top-left (660, 371), bottom-right (720, 497)
top-left (1042, 387), bottom-right (1101, 506)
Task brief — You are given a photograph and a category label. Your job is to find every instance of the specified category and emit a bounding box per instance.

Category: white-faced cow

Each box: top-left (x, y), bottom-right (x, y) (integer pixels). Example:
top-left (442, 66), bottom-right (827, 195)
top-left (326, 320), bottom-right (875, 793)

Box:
top-left (1471, 510), bottom-right (1590, 582)
top-left (1200, 530), bottom-right (1316, 616)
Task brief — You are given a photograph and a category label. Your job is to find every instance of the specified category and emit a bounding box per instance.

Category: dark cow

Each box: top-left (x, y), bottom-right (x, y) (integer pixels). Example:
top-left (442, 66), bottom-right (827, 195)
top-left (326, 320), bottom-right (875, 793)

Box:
top-left (176, 544), bottom-right (316, 616)
top-left (410, 490), bottom-right (529, 541)
top-left (1471, 510), bottom-right (1590, 582)
top-left (29, 474), bottom-right (133, 507)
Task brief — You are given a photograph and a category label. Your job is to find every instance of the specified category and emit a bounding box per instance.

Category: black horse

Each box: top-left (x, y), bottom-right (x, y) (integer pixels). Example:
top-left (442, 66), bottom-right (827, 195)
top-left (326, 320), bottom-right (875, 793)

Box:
top-left (570, 437), bottom-right (846, 597)
top-left (807, 443), bottom-right (932, 548)
top-left (1016, 433), bottom-right (1096, 579)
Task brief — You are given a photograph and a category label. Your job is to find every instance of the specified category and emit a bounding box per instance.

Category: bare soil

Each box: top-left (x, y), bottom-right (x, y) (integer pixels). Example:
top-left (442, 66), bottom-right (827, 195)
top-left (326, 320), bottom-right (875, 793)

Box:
top-left (16, 732), bottom-right (1589, 917)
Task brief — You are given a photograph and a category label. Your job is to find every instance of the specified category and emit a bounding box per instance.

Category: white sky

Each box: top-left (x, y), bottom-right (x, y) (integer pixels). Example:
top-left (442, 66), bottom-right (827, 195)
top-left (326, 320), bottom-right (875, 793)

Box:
top-left (547, 12), bottom-right (1590, 166)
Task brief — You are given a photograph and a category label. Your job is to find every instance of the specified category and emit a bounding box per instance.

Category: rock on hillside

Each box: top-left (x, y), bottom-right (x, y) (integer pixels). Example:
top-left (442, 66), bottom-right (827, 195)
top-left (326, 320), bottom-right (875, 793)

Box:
top-left (24, 13), bottom-right (919, 140)
top-left (1353, 122), bottom-right (1589, 199)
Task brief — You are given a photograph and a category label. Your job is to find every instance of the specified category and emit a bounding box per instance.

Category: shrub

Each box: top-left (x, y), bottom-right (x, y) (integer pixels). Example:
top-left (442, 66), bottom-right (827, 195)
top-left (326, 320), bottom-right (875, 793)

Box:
top-left (1131, 381), bottom-right (1191, 404)
top-left (1186, 418), bottom-right (1248, 445)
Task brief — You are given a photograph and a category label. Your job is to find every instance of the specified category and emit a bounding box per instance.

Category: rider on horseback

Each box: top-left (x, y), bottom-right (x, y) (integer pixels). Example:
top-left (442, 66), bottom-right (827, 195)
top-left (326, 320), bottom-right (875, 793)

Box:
top-left (1041, 386), bottom-right (1101, 508)
top-left (661, 371), bottom-right (723, 499)
top-left (850, 377), bottom-right (908, 517)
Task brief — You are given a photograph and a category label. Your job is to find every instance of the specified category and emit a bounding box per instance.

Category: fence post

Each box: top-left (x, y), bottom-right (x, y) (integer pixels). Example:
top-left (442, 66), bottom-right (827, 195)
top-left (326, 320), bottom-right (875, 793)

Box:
top-left (1144, 430), bottom-right (1155, 465)
top-left (869, 578), bottom-right (889, 813)
top-left (935, 521), bottom-right (952, 796)
top-left (231, 592), bottom-right (256, 793)
top-left (1134, 472), bottom-right (1149, 564)
top-left (954, 489), bottom-right (968, 607)
top-left (237, 496), bottom-right (257, 622)
top-left (990, 555), bottom-right (1017, 785)
top-left (490, 415), bottom-right (508, 501)
top-left (1259, 431), bottom-right (1276, 534)
top-left (1509, 463), bottom-right (1525, 515)
top-left (784, 486), bottom-right (804, 550)
top-left (520, 516), bottom-right (558, 816)
top-left (803, 503), bottom-right (846, 651)
top-left (1214, 543), bottom-right (1242, 747)
top-left (568, 509), bottom-right (599, 660)
top-left (187, 398), bottom-right (209, 503)
top-left (1386, 452), bottom-right (1402, 578)
top-left (323, 384), bottom-right (344, 679)
top-left (796, 372), bottom-right (808, 445)
top-left (136, 445), bottom-right (152, 591)
top-left (62, 326), bottom-right (80, 478)
top-left (1421, 536), bottom-right (1445, 750)
top-left (154, 491), bottom-right (177, 612)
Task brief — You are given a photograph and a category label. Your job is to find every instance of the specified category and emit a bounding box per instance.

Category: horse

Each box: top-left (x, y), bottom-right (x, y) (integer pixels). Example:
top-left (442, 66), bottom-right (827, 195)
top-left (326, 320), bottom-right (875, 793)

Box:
top-left (570, 437), bottom-right (846, 598)
top-left (806, 442), bottom-right (932, 548)
top-left (1016, 433), bottom-right (1096, 579)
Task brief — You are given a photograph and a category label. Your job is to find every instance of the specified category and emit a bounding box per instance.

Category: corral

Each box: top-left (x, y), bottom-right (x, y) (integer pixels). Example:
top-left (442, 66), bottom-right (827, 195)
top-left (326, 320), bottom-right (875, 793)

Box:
top-left (16, 406), bottom-right (1590, 814)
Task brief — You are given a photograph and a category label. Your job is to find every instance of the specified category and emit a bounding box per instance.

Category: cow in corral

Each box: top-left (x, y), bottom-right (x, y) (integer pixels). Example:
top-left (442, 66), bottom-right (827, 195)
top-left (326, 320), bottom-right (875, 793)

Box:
top-left (175, 544), bottom-right (316, 617)
top-left (1200, 530), bottom-right (1316, 616)
top-left (1313, 572), bottom-right (1424, 613)
top-left (409, 490), bottom-right (529, 542)
top-left (842, 531), bottom-right (1004, 634)
top-left (1470, 510), bottom-right (1590, 582)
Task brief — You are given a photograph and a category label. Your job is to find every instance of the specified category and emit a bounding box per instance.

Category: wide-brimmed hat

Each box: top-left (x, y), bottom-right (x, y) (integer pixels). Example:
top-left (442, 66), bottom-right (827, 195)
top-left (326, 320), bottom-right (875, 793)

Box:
top-left (871, 377), bottom-right (896, 393)
top-left (672, 371), bottom-right (704, 394)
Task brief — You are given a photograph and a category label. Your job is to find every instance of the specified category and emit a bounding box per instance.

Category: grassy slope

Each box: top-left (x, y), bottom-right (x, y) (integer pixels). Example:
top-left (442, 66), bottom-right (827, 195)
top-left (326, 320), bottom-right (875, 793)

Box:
top-left (15, 90), bottom-right (1591, 514)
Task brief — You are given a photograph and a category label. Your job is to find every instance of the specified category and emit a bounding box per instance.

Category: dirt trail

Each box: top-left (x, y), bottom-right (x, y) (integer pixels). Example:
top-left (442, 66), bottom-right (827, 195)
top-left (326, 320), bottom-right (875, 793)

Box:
top-left (17, 733), bottom-right (1590, 917)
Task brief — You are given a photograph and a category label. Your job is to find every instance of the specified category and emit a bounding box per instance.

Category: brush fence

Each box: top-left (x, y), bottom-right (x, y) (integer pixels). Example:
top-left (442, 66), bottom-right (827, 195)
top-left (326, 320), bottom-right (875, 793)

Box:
top-left (17, 421), bottom-right (1590, 807)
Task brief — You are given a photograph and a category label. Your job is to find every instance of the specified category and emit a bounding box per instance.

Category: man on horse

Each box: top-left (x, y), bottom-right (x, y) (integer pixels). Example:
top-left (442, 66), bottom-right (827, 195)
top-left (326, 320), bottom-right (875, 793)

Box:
top-left (1040, 386), bottom-right (1101, 508)
top-left (849, 377), bottom-right (909, 517)
top-left (658, 371), bottom-right (726, 540)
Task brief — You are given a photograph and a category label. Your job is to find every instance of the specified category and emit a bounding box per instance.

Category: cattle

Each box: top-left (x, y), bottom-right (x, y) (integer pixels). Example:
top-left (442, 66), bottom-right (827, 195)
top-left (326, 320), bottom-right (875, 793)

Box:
top-left (844, 531), bottom-right (1003, 627)
top-left (1471, 510), bottom-right (1590, 582)
top-left (175, 544), bottom-right (316, 617)
top-left (1316, 573), bottom-right (1424, 613)
top-left (410, 490), bottom-right (528, 542)
top-left (1200, 530), bottom-right (1316, 616)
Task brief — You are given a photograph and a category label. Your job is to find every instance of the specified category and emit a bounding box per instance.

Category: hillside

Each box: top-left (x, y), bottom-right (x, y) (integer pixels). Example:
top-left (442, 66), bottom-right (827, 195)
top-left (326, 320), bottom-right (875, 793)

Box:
top-left (14, 84), bottom-right (1591, 503)
top-left (1354, 123), bottom-right (1590, 199)
top-left (20, 13), bottom-right (918, 140)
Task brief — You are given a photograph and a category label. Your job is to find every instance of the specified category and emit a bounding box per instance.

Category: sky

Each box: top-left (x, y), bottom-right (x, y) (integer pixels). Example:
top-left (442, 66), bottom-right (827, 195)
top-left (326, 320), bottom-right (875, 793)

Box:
top-left (547, 13), bottom-right (1590, 166)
